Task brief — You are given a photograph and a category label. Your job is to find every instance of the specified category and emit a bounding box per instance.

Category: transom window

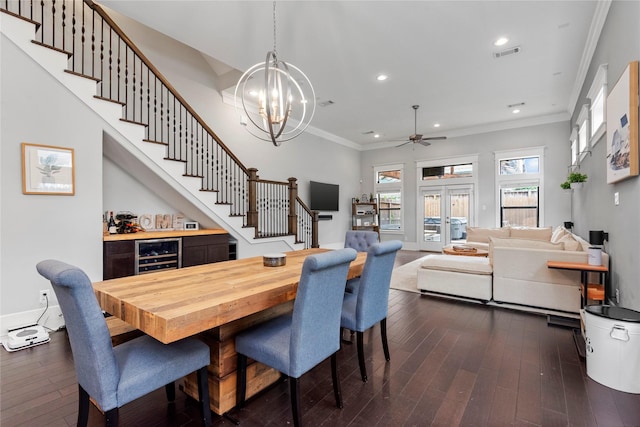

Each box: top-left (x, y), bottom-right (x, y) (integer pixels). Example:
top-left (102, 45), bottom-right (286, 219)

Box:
top-left (421, 163), bottom-right (473, 180)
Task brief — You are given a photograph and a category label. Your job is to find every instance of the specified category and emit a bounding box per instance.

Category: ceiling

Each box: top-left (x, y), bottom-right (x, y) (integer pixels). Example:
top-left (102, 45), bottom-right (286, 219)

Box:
top-left (98, 1), bottom-right (603, 149)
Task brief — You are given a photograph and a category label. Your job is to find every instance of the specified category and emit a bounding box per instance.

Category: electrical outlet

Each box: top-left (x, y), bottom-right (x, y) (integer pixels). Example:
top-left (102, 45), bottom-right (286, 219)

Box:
top-left (39, 290), bottom-right (49, 305)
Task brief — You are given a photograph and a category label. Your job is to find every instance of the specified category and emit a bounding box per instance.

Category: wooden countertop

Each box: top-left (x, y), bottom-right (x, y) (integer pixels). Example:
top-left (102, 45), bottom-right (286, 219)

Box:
top-left (94, 248), bottom-right (367, 343)
top-left (103, 229), bottom-right (228, 241)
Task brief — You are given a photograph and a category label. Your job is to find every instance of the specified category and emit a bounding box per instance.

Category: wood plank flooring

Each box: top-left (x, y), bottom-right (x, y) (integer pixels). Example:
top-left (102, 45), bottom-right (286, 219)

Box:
top-left (2, 251), bottom-right (639, 426)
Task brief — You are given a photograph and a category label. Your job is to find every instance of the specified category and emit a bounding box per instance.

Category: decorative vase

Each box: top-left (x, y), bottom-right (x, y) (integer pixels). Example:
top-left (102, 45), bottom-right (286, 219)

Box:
top-left (570, 182), bottom-right (583, 190)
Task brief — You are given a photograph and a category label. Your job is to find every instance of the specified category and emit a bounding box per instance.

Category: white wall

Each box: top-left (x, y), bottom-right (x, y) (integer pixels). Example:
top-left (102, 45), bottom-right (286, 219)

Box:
top-left (361, 121), bottom-right (571, 247)
top-left (1, 36), bottom-right (104, 332)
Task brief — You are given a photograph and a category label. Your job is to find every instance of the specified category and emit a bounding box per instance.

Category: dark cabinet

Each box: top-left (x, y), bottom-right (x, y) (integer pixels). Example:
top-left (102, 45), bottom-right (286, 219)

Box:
top-left (103, 241), bottom-right (135, 280)
top-left (182, 234), bottom-right (230, 267)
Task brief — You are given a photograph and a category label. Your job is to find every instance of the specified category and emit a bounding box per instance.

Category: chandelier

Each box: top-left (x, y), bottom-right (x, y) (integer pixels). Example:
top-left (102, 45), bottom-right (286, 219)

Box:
top-left (234, 2), bottom-right (315, 146)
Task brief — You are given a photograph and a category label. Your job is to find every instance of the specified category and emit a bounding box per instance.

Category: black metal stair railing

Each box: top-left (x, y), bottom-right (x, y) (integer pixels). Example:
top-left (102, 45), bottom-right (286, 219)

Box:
top-left (1, 0), bottom-right (318, 248)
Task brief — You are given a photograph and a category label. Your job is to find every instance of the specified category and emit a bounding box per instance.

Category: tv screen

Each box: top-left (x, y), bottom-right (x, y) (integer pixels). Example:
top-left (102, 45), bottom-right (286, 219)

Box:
top-left (309, 181), bottom-right (339, 211)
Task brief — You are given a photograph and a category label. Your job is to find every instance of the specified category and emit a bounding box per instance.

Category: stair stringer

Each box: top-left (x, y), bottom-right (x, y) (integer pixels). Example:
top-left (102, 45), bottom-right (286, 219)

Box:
top-left (1, 12), bottom-right (303, 256)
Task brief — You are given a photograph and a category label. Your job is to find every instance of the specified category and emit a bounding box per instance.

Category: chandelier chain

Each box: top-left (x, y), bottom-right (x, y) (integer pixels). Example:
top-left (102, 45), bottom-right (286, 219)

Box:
top-left (272, 1), bottom-right (277, 55)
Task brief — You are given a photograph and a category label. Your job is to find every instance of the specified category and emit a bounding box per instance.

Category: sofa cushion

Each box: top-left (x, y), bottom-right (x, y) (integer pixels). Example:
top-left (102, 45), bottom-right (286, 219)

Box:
top-left (551, 226), bottom-right (568, 243)
top-left (488, 237), bottom-right (565, 262)
top-left (466, 226), bottom-right (510, 243)
top-left (421, 254), bottom-right (492, 275)
top-left (556, 233), bottom-right (581, 251)
top-left (509, 226), bottom-right (552, 241)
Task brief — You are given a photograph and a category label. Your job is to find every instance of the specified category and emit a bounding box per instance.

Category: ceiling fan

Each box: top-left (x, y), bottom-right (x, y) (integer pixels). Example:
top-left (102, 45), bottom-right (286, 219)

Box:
top-left (396, 105), bottom-right (447, 147)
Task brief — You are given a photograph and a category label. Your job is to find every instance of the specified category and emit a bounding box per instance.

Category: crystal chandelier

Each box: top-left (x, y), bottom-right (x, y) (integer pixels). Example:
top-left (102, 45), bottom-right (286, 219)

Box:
top-left (234, 2), bottom-right (315, 146)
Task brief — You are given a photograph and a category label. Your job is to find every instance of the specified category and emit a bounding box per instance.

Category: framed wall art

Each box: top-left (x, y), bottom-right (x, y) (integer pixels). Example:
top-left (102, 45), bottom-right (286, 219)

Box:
top-left (606, 61), bottom-right (639, 184)
top-left (22, 143), bottom-right (75, 195)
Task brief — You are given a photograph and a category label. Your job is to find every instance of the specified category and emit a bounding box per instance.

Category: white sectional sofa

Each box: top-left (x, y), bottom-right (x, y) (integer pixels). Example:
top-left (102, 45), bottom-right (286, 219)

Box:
top-left (417, 226), bottom-right (608, 314)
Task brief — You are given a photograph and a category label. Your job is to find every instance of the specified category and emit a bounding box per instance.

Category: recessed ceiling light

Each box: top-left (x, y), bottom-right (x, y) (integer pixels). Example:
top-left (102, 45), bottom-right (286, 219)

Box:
top-left (433, 123), bottom-right (440, 128)
top-left (512, 109), bottom-right (521, 114)
top-left (494, 37), bottom-right (509, 46)
top-left (376, 74), bottom-right (388, 81)
top-left (374, 134), bottom-right (380, 138)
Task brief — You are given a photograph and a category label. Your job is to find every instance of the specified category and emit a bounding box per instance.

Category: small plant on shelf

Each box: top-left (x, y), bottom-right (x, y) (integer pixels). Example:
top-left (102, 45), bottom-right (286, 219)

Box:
top-left (561, 171), bottom-right (587, 190)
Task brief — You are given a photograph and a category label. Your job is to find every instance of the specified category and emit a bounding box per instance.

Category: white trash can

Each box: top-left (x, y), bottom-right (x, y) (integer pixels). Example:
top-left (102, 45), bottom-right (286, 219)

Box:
top-left (585, 305), bottom-right (640, 394)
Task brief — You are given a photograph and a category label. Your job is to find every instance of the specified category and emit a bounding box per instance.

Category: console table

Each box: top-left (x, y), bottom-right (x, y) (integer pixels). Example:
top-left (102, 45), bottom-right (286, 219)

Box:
top-left (546, 260), bottom-right (608, 307)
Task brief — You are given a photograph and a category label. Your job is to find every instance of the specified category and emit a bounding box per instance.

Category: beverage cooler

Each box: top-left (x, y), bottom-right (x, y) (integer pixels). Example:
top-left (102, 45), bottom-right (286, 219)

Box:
top-left (135, 238), bottom-right (182, 274)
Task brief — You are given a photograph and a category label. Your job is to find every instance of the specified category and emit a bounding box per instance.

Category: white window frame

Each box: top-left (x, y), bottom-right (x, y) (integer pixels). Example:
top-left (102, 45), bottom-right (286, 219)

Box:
top-left (494, 147), bottom-right (545, 227)
top-left (576, 104), bottom-right (590, 162)
top-left (587, 64), bottom-right (608, 146)
top-left (570, 127), bottom-right (578, 166)
top-left (374, 163), bottom-right (404, 235)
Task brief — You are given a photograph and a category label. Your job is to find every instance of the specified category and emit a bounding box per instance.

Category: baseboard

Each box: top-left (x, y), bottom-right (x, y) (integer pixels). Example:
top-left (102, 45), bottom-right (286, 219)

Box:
top-left (0, 305), bottom-right (65, 341)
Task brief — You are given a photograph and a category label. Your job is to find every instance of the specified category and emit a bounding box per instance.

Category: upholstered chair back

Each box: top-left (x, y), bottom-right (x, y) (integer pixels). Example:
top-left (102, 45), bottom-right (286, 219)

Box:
top-left (36, 260), bottom-right (120, 410)
top-left (353, 240), bottom-right (402, 330)
top-left (288, 248), bottom-right (357, 377)
top-left (344, 230), bottom-right (379, 252)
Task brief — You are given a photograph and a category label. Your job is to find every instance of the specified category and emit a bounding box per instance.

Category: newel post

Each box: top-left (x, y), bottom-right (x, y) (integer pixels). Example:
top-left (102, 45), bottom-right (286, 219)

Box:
top-left (247, 168), bottom-right (259, 230)
top-left (288, 177), bottom-right (298, 237)
top-left (311, 211), bottom-right (319, 248)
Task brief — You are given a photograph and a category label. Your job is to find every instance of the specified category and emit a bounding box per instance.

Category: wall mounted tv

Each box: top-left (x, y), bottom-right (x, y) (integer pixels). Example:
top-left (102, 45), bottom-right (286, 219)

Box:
top-left (309, 181), bottom-right (339, 211)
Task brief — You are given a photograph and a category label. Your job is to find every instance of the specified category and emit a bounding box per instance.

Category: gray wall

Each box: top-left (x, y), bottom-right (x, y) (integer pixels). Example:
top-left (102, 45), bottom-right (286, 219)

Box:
top-left (569, 0), bottom-right (640, 310)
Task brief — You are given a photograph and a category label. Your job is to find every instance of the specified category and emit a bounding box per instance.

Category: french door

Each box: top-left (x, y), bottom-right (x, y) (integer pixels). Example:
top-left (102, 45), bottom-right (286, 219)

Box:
top-left (419, 185), bottom-right (473, 252)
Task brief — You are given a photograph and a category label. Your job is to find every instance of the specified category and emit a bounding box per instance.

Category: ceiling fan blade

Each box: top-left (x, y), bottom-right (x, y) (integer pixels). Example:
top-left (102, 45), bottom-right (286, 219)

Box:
top-left (422, 136), bottom-right (447, 141)
top-left (418, 140), bottom-right (432, 147)
top-left (396, 140), bottom-right (412, 147)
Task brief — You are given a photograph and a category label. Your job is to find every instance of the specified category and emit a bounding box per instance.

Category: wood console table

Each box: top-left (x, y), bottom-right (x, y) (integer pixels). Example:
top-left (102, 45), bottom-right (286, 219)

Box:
top-left (93, 248), bottom-right (367, 415)
top-left (546, 260), bottom-right (608, 308)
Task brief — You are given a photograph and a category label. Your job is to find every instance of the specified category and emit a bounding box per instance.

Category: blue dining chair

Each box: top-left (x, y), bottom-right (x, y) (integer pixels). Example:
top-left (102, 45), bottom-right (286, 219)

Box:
top-left (340, 240), bottom-right (403, 382)
top-left (344, 230), bottom-right (379, 294)
top-left (235, 248), bottom-right (357, 427)
top-left (344, 230), bottom-right (379, 252)
top-left (36, 260), bottom-right (212, 427)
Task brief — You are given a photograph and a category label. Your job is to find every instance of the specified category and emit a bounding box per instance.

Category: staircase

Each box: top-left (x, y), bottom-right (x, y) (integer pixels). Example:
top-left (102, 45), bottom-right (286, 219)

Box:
top-left (0, 0), bottom-right (319, 252)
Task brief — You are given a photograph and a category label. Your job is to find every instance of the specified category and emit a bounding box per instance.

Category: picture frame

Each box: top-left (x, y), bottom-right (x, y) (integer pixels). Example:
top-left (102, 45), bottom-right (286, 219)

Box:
top-left (606, 61), bottom-right (639, 184)
top-left (22, 143), bottom-right (75, 195)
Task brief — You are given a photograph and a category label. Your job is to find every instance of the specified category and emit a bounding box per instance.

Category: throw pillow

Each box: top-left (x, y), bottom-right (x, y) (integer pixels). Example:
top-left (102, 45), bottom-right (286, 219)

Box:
top-left (509, 226), bottom-right (553, 241)
top-left (557, 233), bottom-right (581, 251)
top-left (551, 226), bottom-right (568, 243)
top-left (466, 226), bottom-right (510, 243)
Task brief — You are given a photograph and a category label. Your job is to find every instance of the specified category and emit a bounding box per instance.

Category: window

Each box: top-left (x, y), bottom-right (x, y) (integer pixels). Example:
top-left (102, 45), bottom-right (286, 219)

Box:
top-left (570, 127), bottom-right (578, 166)
top-left (494, 147), bottom-right (544, 227)
top-left (374, 164), bottom-right (403, 232)
top-left (500, 185), bottom-right (539, 227)
top-left (588, 64), bottom-right (608, 145)
top-left (499, 157), bottom-right (539, 175)
top-left (577, 104), bottom-right (590, 158)
top-left (421, 163), bottom-right (473, 180)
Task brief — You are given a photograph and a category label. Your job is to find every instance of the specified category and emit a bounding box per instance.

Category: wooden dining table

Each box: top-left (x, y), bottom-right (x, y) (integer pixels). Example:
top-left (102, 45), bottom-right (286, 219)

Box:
top-left (93, 248), bottom-right (367, 414)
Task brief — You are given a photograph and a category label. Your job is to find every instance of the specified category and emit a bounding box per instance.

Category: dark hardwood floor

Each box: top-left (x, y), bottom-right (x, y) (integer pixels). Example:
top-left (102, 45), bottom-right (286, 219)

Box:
top-left (2, 251), bottom-right (639, 426)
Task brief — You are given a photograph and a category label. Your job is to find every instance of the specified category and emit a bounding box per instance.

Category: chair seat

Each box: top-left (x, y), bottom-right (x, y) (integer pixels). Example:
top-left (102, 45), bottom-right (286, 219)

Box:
top-left (113, 335), bottom-right (210, 409)
top-left (235, 314), bottom-right (293, 377)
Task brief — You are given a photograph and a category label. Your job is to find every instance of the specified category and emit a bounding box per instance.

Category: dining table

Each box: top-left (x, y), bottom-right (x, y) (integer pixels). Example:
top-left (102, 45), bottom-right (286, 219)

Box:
top-left (93, 248), bottom-right (367, 415)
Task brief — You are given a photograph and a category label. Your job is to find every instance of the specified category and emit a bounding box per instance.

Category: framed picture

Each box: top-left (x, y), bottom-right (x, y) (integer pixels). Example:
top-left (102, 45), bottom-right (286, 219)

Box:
top-left (22, 143), bottom-right (75, 195)
top-left (606, 61), bottom-right (639, 184)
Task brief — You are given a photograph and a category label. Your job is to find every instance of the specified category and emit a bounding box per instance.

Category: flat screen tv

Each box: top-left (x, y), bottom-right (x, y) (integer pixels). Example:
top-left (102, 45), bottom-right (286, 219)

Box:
top-left (309, 181), bottom-right (339, 211)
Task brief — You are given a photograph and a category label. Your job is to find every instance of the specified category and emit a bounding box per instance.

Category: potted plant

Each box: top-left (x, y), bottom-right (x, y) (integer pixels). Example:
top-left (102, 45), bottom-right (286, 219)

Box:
top-left (560, 171), bottom-right (587, 190)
